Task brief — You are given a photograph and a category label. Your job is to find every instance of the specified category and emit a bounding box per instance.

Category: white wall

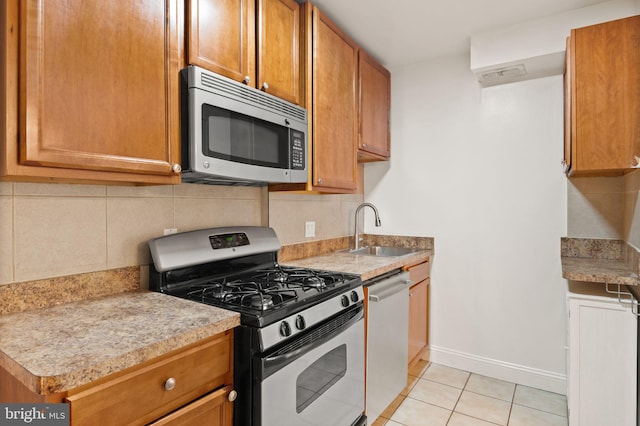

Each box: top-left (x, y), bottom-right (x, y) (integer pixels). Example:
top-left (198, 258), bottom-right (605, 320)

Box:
top-left (471, 0), bottom-right (639, 70)
top-left (364, 54), bottom-right (568, 393)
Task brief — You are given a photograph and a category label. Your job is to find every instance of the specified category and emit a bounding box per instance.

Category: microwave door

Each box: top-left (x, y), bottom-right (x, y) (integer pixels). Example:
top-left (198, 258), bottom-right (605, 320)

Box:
top-left (188, 88), bottom-right (294, 184)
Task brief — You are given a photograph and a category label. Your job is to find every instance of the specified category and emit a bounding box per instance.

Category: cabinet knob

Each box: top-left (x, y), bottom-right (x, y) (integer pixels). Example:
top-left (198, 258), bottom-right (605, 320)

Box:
top-left (171, 163), bottom-right (181, 173)
top-left (228, 389), bottom-right (238, 402)
top-left (262, 82), bottom-right (269, 91)
top-left (317, 178), bottom-right (323, 184)
top-left (164, 377), bottom-right (176, 391)
top-left (362, 143), bottom-right (367, 148)
top-left (243, 76), bottom-right (251, 84)
top-left (632, 156), bottom-right (640, 168)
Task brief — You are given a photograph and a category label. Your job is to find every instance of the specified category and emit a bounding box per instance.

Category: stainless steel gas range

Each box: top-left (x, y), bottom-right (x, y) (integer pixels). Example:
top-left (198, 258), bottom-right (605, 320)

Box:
top-left (148, 226), bottom-right (367, 426)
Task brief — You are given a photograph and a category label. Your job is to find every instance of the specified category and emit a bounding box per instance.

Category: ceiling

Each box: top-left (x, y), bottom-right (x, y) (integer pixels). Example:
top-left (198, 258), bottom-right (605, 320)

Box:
top-left (309, 0), bottom-right (609, 67)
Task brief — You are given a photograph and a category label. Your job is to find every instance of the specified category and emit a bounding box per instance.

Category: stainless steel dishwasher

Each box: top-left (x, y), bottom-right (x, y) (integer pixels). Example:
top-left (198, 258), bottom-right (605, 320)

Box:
top-left (365, 270), bottom-right (412, 422)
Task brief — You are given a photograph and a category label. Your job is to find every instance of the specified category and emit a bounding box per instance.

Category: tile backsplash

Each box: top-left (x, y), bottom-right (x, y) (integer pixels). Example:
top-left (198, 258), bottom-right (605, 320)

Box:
top-left (567, 170), bottom-right (640, 251)
top-left (268, 164), bottom-right (365, 245)
top-left (0, 180), bottom-right (364, 286)
top-left (268, 192), bottom-right (364, 245)
top-left (567, 176), bottom-right (624, 240)
top-left (0, 182), bottom-right (266, 284)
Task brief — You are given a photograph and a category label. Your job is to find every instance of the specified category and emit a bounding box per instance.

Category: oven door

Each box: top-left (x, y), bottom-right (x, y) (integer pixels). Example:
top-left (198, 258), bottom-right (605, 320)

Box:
top-left (258, 304), bottom-right (365, 426)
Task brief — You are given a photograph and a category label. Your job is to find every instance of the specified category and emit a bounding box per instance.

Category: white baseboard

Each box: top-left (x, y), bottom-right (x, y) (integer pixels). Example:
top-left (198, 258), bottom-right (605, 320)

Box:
top-left (429, 345), bottom-right (567, 395)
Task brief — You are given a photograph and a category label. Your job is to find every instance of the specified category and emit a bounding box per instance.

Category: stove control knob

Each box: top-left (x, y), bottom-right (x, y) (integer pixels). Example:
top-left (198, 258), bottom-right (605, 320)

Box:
top-left (341, 295), bottom-right (350, 307)
top-left (280, 321), bottom-right (292, 337)
top-left (350, 291), bottom-right (359, 302)
top-left (295, 315), bottom-right (306, 330)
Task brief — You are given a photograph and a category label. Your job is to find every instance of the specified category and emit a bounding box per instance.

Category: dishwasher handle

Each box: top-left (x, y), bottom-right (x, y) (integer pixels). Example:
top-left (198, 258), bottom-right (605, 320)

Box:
top-left (369, 275), bottom-right (412, 302)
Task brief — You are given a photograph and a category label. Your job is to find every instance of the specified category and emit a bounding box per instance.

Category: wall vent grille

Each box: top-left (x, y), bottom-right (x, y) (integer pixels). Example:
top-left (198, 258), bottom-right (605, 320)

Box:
top-left (478, 64), bottom-right (527, 83)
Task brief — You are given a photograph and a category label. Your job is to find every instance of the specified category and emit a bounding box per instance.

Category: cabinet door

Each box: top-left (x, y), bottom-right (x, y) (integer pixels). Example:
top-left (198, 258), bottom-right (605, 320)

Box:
top-left (149, 385), bottom-right (234, 426)
top-left (568, 293), bottom-right (636, 425)
top-left (358, 50), bottom-right (390, 160)
top-left (563, 36), bottom-right (572, 173)
top-left (19, 0), bottom-right (181, 178)
top-left (311, 8), bottom-right (358, 192)
top-left (408, 279), bottom-right (429, 364)
top-left (570, 16), bottom-right (640, 174)
top-left (188, 0), bottom-right (255, 84)
top-left (257, 0), bottom-right (300, 105)
top-left (406, 260), bottom-right (430, 365)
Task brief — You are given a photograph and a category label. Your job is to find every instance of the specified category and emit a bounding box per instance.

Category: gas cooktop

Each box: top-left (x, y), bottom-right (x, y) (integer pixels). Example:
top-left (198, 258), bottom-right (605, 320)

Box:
top-left (148, 227), bottom-right (361, 327)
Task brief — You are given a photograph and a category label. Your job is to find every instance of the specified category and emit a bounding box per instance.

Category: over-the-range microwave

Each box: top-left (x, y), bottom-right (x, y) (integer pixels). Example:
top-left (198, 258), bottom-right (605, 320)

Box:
top-left (180, 65), bottom-right (308, 186)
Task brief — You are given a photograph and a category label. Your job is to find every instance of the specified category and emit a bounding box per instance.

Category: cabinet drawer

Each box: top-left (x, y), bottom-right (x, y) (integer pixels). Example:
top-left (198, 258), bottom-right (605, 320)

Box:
top-left (66, 332), bottom-right (232, 426)
top-left (406, 260), bottom-right (430, 283)
top-left (149, 385), bottom-right (234, 426)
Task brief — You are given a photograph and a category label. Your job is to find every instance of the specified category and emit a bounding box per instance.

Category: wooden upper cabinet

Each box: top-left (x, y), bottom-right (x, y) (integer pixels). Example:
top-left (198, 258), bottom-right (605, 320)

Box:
top-left (310, 7), bottom-right (358, 192)
top-left (188, 0), bottom-right (301, 105)
top-left (188, 0), bottom-right (255, 84)
top-left (358, 49), bottom-right (390, 161)
top-left (563, 36), bottom-right (572, 173)
top-left (5, 0), bottom-right (182, 183)
top-left (566, 15), bottom-right (640, 176)
top-left (257, 0), bottom-right (301, 104)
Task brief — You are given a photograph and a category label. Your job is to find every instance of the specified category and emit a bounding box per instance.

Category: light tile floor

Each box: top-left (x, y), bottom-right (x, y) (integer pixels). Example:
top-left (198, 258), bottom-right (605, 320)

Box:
top-left (372, 361), bottom-right (568, 426)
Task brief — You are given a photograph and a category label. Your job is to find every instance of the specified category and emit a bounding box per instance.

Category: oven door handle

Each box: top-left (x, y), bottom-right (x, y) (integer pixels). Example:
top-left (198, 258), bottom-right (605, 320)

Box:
top-left (261, 304), bottom-right (364, 379)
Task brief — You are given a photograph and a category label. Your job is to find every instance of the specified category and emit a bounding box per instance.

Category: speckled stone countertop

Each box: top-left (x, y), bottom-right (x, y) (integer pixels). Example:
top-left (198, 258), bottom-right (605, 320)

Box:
top-left (0, 267), bottom-right (140, 315)
top-left (281, 234), bottom-right (434, 281)
top-left (0, 234), bottom-right (433, 397)
top-left (561, 238), bottom-right (640, 286)
top-left (0, 291), bottom-right (239, 395)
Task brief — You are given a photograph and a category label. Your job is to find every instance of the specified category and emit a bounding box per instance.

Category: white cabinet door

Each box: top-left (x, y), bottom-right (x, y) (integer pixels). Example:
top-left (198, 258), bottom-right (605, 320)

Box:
top-left (568, 283), bottom-right (637, 426)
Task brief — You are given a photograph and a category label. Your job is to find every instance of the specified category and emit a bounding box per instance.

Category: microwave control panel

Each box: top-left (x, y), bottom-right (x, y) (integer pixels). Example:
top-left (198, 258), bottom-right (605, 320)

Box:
top-left (290, 130), bottom-right (305, 170)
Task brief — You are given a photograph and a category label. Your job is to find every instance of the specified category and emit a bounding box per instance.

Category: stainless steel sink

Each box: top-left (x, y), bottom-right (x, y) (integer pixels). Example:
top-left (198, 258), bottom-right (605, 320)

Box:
top-left (347, 246), bottom-right (420, 257)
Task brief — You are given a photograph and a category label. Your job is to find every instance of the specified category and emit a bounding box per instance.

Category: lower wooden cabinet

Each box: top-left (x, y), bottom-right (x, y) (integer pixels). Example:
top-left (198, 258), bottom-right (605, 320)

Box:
top-left (64, 331), bottom-right (234, 425)
top-left (0, 331), bottom-right (235, 424)
top-left (149, 385), bottom-right (234, 426)
top-left (405, 259), bottom-right (430, 366)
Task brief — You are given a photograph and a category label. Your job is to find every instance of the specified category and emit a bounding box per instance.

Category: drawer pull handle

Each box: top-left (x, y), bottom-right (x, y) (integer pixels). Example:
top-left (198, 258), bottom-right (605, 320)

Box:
top-left (228, 389), bottom-right (238, 402)
top-left (164, 377), bottom-right (176, 391)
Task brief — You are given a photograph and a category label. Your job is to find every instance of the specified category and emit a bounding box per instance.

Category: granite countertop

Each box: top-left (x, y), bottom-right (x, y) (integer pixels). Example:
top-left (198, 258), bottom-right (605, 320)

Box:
top-left (0, 291), bottom-right (240, 396)
top-left (561, 238), bottom-right (640, 286)
top-left (283, 249), bottom-right (432, 281)
top-left (0, 234), bottom-right (433, 397)
top-left (279, 234), bottom-right (434, 281)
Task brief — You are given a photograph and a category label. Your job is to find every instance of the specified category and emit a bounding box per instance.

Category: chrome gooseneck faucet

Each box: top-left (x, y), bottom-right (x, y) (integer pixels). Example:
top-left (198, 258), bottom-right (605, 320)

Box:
top-left (353, 202), bottom-right (382, 250)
